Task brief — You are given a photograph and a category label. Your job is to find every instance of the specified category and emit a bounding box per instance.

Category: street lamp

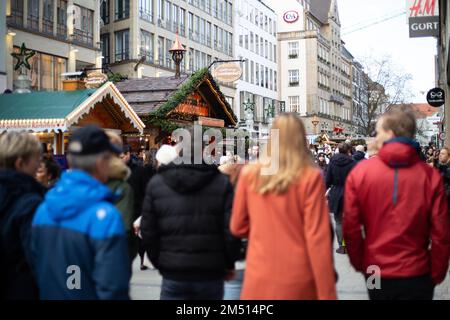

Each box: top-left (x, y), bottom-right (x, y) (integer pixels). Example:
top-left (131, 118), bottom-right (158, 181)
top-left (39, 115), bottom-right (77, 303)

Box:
top-left (311, 114), bottom-right (320, 135)
top-left (169, 33), bottom-right (186, 78)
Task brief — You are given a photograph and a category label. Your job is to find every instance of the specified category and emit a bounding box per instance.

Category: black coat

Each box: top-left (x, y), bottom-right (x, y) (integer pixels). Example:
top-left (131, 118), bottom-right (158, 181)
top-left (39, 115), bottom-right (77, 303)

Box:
top-left (0, 170), bottom-right (46, 299)
top-left (127, 161), bottom-right (155, 220)
top-left (352, 151), bottom-right (366, 162)
top-left (326, 154), bottom-right (356, 216)
top-left (140, 163), bottom-right (240, 281)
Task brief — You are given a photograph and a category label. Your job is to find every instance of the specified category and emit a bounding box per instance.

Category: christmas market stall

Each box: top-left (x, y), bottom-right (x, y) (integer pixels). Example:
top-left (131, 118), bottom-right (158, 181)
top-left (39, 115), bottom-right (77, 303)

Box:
top-left (0, 81), bottom-right (145, 155)
top-left (115, 67), bottom-right (238, 150)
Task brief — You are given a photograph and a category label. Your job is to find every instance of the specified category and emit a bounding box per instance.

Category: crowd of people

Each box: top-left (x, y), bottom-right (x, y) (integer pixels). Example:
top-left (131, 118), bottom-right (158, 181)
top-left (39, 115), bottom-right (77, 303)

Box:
top-left (1, 108), bottom-right (450, 300)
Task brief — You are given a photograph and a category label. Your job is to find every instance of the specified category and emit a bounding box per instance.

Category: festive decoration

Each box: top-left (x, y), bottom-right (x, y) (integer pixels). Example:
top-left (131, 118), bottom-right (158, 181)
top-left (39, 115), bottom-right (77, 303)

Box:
top-left (12, 43), bottom-right (36, 72)
top-left (143, 68), bottom-right (237, 133)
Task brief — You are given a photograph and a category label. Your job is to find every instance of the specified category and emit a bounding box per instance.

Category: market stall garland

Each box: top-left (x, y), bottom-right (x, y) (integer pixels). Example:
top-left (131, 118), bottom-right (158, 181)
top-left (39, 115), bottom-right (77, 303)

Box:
top-left (141, 67), bottom-right (238, 133)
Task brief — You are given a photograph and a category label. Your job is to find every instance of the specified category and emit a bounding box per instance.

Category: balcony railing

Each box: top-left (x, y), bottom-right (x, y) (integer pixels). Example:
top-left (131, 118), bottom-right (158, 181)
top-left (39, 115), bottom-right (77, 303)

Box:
top-left (57, 24), bottom-right (67, 39)
top-left (139, 10), bottom-right (153, 23)
top-left (140, 49), bottom-right (154, 64)
top-left (115, 51), bottom-right (129, 62)
top-left (73, 28), bottom-right (93, 46)
top-left (115, 10), bottom-right (130, 20)
top-left (42, 19), bottom-right (53, 35)
top-left (7, 11), bottom-right (23, 28)
top-left (27, 15), bottom-right (39, 31)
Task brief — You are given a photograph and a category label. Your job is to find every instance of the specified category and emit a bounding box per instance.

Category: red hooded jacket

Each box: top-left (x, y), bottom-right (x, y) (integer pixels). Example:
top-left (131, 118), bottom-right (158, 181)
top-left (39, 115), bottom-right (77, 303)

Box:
top-left (343, 139), bottom-right (450, 284)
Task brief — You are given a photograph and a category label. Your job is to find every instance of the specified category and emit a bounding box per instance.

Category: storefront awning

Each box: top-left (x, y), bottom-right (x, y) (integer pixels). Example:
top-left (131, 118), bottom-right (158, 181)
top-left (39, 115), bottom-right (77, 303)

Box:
top-left (0, 82), bottom-right (145, 133)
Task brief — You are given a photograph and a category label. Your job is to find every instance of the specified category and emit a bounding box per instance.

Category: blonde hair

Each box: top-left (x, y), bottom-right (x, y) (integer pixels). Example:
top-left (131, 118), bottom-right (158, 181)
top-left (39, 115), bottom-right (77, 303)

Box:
top-left (0, 132), bottom-right (42, 170)
top-left (251, 113), bottom-right (315, 194)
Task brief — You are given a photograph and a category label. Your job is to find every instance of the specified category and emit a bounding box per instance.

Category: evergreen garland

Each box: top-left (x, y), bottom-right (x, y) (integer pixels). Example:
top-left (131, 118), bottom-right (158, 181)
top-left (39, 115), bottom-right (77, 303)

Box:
top-left (142, 67), bottom-right (237, 132)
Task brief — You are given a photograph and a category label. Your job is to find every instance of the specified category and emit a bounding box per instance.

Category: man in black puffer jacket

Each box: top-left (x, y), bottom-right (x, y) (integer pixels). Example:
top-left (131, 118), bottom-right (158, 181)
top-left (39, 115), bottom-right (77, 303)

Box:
top-left (140, 142), bottom-right (239, 300)
top-left (326, 142), bottom-right (356, 254)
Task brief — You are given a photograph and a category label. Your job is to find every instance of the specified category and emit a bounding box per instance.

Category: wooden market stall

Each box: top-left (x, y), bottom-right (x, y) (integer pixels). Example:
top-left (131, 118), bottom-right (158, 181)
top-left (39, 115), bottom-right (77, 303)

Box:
top-left (0, 81), bottom-right (145, 154)
top-left (115, 68), bottom-right (238, 150)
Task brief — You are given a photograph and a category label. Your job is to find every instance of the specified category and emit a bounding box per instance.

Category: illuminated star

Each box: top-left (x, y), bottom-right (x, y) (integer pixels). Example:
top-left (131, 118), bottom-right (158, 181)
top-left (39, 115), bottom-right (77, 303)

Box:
top-left (11, 43), bottom-right (36, 71)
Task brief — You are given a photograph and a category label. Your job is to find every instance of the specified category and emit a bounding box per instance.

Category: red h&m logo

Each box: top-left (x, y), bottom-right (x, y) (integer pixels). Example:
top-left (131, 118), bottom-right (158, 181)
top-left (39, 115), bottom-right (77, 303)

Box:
top-left (409, 0), bottom-right (437, 17)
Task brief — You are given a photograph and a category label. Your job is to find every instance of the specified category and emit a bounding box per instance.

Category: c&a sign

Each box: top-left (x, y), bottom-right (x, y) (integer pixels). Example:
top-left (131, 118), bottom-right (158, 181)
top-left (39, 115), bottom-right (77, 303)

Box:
top-left (283, 11), bottom-right (299, 24)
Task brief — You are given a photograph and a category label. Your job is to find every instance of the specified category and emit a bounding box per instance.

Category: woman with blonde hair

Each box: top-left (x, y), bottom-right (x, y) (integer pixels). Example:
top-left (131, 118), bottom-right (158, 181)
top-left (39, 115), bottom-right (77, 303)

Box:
top-left (0, 132), bottom-right (45, 299)
top-left (230, 113), bottom-right (337, 300)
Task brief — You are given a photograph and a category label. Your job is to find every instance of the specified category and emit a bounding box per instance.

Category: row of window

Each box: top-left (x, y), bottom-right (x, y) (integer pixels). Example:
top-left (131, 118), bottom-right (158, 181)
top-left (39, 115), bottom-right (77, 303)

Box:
top-left (241, 59), bottom-right (277, 92)
top-left (236, 1), bottom-right (277, 37)
top-left (238, 28), bottom-right (277, 63)
top-left (9, 0), bottom-right (94, 46)
top-left (102, 29), bottom-right (217, 72)
top-left (101, 0), bottom-right (232, 26)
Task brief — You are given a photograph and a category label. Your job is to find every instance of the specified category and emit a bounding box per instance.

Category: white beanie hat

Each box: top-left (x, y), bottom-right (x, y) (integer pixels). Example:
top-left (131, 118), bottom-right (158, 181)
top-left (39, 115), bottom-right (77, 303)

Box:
top-left (156, 145), bottom-right (178, 165)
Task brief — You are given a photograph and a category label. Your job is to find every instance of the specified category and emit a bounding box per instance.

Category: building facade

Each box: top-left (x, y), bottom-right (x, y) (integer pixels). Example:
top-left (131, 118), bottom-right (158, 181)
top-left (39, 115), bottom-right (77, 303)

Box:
top-left (351, 61), bottom-right (369, 136)
top-left (5, 0), bottom-right (102, 92)
top-left (267, 0), bottom-right (357, 137)
top-left (438, 0), bottom-right (450, 144)
top-left (100, 0), bottom-right (236, 108)
top-left (234, 0), bottom-right (278, 136)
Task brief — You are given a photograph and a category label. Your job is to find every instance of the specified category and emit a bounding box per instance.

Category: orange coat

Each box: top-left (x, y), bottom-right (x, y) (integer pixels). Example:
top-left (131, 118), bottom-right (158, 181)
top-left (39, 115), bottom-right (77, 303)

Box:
top-left (230, 166), bottom-right (337, 300)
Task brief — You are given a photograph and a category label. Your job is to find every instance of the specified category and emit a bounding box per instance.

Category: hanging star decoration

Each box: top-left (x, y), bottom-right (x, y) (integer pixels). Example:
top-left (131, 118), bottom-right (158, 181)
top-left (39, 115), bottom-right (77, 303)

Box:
top-left (11, 43), bottom-right (36, 71)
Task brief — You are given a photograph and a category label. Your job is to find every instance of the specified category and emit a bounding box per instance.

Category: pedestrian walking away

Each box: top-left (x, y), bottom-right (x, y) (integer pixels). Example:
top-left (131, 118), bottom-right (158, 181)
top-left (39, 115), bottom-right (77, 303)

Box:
top-left (31, 125), bottom-right (131, 300)
top-left (343, 109), bottom-right (450, 300)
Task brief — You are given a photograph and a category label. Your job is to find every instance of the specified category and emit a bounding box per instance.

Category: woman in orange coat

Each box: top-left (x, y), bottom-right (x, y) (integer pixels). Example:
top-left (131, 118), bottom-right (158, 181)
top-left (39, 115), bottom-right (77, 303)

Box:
top-left (230, 113), bottom-right (337, 300)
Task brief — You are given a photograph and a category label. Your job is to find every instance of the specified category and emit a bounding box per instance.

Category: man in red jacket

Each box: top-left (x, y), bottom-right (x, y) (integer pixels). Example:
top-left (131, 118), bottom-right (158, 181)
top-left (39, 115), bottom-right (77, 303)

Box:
top-left (343, 109), bottom-right (450, 300)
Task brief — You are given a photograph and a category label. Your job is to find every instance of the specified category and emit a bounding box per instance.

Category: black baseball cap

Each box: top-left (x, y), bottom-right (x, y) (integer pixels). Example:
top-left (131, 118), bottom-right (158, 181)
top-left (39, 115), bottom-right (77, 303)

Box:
top-left (68, 125), bottom-right (122, 156)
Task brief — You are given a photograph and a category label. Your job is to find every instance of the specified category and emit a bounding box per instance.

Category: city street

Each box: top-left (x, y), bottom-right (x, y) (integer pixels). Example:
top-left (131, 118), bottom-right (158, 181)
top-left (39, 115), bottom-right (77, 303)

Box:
top-left (130, 244), bottom-right (450, 300)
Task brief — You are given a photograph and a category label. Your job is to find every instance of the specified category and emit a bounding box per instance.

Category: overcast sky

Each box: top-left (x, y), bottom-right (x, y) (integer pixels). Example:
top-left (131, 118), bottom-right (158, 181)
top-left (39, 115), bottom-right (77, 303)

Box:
top-left (338, 0), bottom-right (438, 103)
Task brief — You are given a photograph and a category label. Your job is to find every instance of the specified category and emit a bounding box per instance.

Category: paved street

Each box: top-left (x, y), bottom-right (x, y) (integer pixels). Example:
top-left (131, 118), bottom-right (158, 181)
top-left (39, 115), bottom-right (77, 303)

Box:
top-left (130, 245), bottom-right (450, 300)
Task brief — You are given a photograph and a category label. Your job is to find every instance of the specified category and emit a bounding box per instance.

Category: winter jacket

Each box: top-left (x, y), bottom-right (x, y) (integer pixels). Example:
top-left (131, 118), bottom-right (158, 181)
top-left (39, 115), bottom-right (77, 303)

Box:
top-left (436, 164), bottom-right (450, 206)
top-left (31, 170), bottom-right (131, 300)
top-left (231, 166), bottom-right (337, 299)
top-left (127, 161), bottom-right (155, 221)
top-left (140, 163), bottom-right (240, 281)
top-left (0, 170), bottom-right (46, 300)
top-left (326, 153), bottom-right (356, 216)
top-left (343, 138), bottom-right (450, 284)
top-left (107, 157), bottom-right (134, 232)
top-left (352, 151), bottom-right (366, 163)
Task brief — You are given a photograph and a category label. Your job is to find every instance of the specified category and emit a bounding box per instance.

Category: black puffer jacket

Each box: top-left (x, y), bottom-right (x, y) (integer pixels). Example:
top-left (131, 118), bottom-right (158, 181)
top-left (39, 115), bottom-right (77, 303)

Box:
top-left (326, 153), bottom-right (356, 216)
top-left (0, 170), bottom-right (46, 299)
top-left (140, 163), bottom-right (239, 281)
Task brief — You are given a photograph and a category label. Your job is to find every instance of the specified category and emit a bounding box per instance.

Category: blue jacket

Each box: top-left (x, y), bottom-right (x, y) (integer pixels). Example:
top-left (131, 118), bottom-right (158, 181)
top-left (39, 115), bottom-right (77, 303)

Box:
top-left (31, 170), bottom-right (130, 300)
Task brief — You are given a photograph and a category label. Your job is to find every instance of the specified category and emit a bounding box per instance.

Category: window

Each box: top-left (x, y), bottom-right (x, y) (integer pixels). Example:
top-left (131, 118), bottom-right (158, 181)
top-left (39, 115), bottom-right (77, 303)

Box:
top-left (165, 1), bottom-right (172, 29)
top-left (206, 22), bottom-right (212, 47)
top-left (27, 0), bottom-right (39, 31)
top-left (57, 0), bottom-right (67, 38)
top-left (140, 30), bottom-right (154, 63)
top-left (288, 70), bottom-right (299, 86)
top-left (74, 6), bottom-right (94, 46)
top-left (157, 36), bottom-right (164, 66)
top-left (115, 0), bottom-right (130, 20)
top-left (157, 0), bottom-right (163, 20)
top-left (101, 0), bottom-right (110, 24)
top-left (166, 39), bottom-right (172, 68)
top-left (139, 0), bottom-right (153, 23)
top-left (188, 13), bottom-right (194, 40)
top-left (250, 61), bottom-right (254, 84)
top-left (255, 63), bottom-right (259, 85)
top-left (180, 9), bottom-right (186, 36)
top-left (289, 96), bottom-right (300, 113)
top-left (43, 0), bottom-right (53, 34)
top-left (8, 0), bottom-right (24, 27)
top-left (13, 47), bottom-right (67, 91)
top-left (115, 29), bottom-right (129, 62)
top-left (288, 42), bottom-right (299, 59)
top-left (173, 5), bottom-right (179, 33)
top-left (274, 71), bottom-right (277, 91)
top-left (101, 33), bottom-right (110, 65)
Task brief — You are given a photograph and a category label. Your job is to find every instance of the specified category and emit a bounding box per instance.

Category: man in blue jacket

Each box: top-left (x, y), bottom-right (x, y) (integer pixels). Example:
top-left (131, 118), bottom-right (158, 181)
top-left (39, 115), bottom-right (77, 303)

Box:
top-left (31, 125), bottom-right (131, 300)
